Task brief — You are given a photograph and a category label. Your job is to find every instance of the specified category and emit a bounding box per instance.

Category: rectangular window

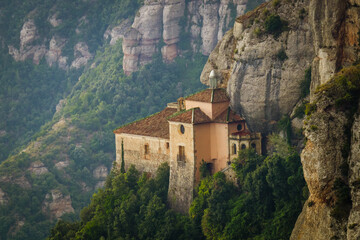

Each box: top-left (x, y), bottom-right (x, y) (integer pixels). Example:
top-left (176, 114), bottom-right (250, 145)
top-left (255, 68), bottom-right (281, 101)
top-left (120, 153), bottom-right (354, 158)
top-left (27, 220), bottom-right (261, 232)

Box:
top-left (144, 144), bottom-right (149, 155)
top-left (179, 146), bottom-right (185, 156)
top-left (166, 142), bottom-right (169, 149)
top-left (178, 146), bottom-right (185, 162)
top-left (232, 144), bottom-right (237, 155)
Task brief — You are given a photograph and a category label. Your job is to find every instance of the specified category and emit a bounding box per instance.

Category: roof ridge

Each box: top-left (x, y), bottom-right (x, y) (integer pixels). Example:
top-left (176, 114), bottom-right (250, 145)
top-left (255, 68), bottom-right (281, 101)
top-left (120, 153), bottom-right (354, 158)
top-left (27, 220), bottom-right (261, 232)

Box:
top-left (114, 108), bottom-right (167, 132)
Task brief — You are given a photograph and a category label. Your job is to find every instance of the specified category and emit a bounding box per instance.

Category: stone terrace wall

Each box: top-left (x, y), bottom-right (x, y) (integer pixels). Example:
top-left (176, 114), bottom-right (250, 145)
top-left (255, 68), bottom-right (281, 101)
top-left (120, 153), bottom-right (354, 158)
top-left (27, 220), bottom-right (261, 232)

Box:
top-left (115, 133), bottom-right (170, 175)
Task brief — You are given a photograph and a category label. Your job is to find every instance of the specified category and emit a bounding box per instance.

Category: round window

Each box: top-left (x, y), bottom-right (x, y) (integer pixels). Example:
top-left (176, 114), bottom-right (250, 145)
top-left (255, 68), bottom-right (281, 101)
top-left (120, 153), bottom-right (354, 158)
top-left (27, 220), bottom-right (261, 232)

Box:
top-left (180, 124), bottom-right (185, 134)
top-left (237, 124), bottom-right (243, 131)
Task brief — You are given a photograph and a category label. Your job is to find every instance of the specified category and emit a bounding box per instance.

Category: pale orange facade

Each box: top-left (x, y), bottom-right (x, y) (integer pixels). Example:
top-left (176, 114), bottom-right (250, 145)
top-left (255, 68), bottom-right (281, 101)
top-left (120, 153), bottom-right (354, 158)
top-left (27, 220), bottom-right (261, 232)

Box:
top-left (114, 88), bottom-right (262, 213)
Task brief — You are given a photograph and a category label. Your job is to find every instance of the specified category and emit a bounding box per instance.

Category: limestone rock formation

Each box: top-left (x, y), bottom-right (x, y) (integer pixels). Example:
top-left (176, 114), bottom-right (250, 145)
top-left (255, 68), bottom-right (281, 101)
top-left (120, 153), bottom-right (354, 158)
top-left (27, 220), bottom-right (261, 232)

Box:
top-left (0, 188), bottom-right (8, 205)
top-left (201, 0), bottom-right (360, 133)
top-left (104, 19), bottom-right (133, 45)
top-left (201, 0), bottom-right (314, 132)
top-left (201, 0), bottom-right (360, 238)
top-left (8, 19), bottom-right (47, 64)
top-left (42, 189), bottom-right (75, 219)
top-left (95, 181), bottom-right (106, 189)
top-left (347, 106), bottom-right (360, 239)
top-left (290, 91), bottom-right (350, 239)
top-left (0, 175), bottom-right (31, 189)
top-left (48, 13), bottom-right (62, 27)
top-left (113, 0), bottom-right (249, 74)
top-left (8, 18), bottom-right (91, 69)
top-left (309, 0), bottom-right (360, 97)
top-left (28, 161), bottom-right (49, 176)
top-left (70, 42), bottom-right (93, 69)
top-left (45, 35), bottom-right (67, 69)
top-left (8, 0), bottom-right (250, 73)
top-left (93, 165), bottom-right (108, 179)
top-left (55, 160), bottom-right (70, 170)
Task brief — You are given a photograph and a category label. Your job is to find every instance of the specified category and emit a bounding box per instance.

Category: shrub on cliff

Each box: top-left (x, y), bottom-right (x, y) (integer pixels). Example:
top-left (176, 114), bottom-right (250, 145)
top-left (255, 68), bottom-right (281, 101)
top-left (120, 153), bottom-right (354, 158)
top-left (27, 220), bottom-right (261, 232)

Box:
top-left (264, 14), bottom-right (287, 37)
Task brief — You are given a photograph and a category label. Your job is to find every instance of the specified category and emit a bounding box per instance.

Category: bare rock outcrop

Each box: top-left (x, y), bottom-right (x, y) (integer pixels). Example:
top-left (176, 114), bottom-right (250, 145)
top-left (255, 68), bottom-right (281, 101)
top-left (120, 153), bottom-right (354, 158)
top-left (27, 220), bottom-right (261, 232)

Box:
top-left (290, 92), bottom-right (350, 239)
top-left (201, 0), bottom-right (314, 132)
top-left (0, 175), bottom-right (31, 189)
top-left (0, 188), bottom-right (8, 205)
top-left (42, 189), bottom-right (75, 219)
top-left (8, 18), bottom-right (91, 69)
top-left (95, 181), bottom-right (106, 189)
top-left (116, 0), bottom-right (249, 74)
top-left (70, 42), bottom-right (93, 69)
top-left (347, 106), bottom-right (360, 239)
top-left (309, 0), bottom-right (360, 98)
top-left (93, 165), bottom-right (108, 179)
top-left (28, 161), bottom-right (49, 176)
top-left (48, 13), bottom-right (62, 27)
top-left (45, 35), bottom-right (67, 69)
top-left (104, 19), bottom-right (132, 45)
top-left (8, 19), bottom-right (47, 64)
top-left (201, 0), bottom-right (360, 133)
top-left (201, 1), bottom-right (359, 237)
top-left (55, 160), bottom-right (70, 170)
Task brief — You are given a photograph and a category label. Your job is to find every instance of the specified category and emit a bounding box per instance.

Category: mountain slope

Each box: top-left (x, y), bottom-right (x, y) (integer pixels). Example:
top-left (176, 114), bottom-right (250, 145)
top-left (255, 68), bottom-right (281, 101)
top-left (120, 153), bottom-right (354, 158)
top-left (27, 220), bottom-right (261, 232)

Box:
top-left (198, 0), bottom-right (360, 238)
top-left (0, 40), bottom-right (206, 239)
top-left (0, 0), bottom-right (265, 239)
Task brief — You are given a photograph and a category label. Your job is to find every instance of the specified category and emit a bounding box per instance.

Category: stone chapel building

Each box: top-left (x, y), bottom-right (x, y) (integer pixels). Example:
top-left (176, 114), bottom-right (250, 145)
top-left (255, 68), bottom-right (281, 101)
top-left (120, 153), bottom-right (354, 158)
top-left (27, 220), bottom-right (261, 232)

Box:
top-left (114, 87), bottom-right (262, 213)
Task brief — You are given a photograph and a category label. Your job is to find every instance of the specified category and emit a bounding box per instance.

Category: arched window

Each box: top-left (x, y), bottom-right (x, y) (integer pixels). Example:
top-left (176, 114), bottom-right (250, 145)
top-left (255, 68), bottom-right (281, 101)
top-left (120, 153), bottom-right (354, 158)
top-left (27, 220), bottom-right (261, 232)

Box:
top-left (241, 144), bottom-right (246, 149)
top-left (232, 144), bottom-right (237, 155)
top-left (251, 143), bottom-right (256, 149)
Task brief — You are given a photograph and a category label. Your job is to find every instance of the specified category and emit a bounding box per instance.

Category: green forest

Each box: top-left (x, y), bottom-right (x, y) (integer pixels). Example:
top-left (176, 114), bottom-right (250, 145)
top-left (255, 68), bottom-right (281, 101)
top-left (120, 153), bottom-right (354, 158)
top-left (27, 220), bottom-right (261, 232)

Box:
top-left (0, 0), bottom-right (144, 163)
top-left (48, 144), bottom-right (307, 240)
top-left (0, 0), bottom-right (270, 239)
top-left (0, 39), bottom-right (207, 240)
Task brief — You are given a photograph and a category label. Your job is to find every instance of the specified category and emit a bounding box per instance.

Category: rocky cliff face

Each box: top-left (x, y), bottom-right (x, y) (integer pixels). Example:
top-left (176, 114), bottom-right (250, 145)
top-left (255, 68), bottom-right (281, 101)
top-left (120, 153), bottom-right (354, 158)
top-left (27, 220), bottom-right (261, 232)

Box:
top-left (291, 65), bottom-right (360, 240)
top-left (8, 18), bottom-right (93, 70)
top-left (202, 0), bottom-right (360, 238)
top-left (201, 0), bottom-right (314, 132)
top-left (107, 0), bottom-right (249, 75)
top-left (42, 189), bottom-right (75, 220)
top-left (201, 0), bottom-right (360, 133)
top-left (7, 0), bottom-right (251, 74)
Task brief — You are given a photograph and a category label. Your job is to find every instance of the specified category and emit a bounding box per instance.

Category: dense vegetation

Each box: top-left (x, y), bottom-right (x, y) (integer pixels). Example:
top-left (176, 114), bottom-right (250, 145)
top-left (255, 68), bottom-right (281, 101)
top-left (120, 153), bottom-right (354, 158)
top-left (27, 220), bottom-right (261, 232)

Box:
top-left (0, 49), bottom-right (80, 162)
top-left (0, 0), bottom-right (268, 239)
top-left (49, 163), bottom-right (197, 240)
top-left (0, 39), bottom-right (206, 239)
top-left (48, 140), bottom-right (307, 240)
top-left (0, 0), bottom-right (144, 163)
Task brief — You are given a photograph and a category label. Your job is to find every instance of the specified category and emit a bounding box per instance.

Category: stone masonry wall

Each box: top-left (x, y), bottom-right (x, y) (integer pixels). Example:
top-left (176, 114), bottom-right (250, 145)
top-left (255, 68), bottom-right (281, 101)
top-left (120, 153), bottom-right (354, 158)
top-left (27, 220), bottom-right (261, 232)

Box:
top-left (168, 122), bottom-right (196, 214)
top-left (115, 133), bottom-right (170, 175)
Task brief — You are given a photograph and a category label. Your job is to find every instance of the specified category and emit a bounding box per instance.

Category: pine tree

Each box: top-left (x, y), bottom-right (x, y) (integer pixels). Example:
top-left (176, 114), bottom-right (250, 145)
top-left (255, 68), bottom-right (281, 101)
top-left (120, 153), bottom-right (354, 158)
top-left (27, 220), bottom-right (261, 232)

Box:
top-left (121, 139), bottom-right (125, 173)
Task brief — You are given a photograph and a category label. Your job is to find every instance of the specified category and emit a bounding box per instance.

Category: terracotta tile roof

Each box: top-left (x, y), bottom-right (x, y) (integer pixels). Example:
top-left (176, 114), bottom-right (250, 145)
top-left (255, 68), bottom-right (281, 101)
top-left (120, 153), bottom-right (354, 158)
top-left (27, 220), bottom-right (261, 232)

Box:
top-left (231, 129), bottom-right (252, 136)
top-left (114, 107), bottom-right (177, 139)
top-left (185, 88), bottom-right (229, 103)
top-left (213, 107), bottom-right (244, 123)
top-left (167, 108), bottom-right (211, 124)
